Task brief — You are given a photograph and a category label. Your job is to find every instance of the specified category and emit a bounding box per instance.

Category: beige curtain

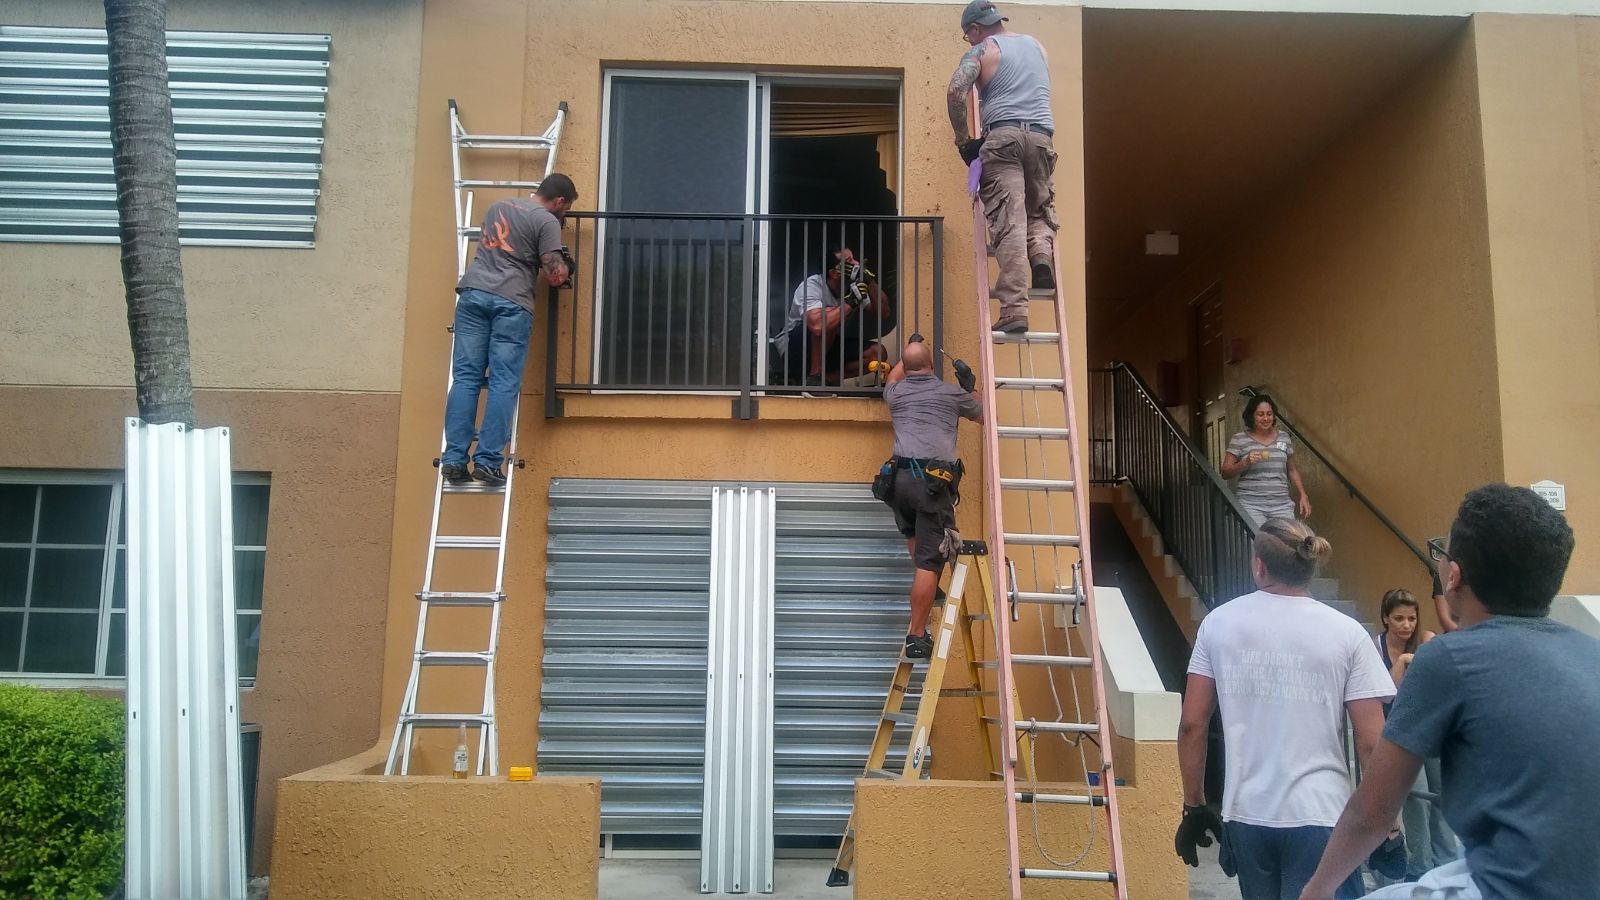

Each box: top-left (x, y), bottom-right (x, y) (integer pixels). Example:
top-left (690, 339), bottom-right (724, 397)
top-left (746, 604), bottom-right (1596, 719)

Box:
top-left (771, 101), bottom-right (898, 196)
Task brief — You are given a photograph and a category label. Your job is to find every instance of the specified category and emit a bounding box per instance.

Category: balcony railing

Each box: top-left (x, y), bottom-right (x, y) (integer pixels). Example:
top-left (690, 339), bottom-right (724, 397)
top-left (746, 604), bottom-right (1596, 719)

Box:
top-left (543, 212), bottom-right (944, 419)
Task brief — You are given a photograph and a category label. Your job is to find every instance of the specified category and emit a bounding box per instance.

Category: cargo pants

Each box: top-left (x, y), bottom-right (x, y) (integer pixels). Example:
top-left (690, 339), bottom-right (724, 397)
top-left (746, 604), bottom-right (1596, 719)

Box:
top-left (977, 125), bottom-right (1059, 321)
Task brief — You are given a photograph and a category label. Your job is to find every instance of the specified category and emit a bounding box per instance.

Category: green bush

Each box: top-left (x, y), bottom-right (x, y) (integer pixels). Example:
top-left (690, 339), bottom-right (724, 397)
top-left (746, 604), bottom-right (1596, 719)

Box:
top-left (0, 685), bottom-right (124, 900)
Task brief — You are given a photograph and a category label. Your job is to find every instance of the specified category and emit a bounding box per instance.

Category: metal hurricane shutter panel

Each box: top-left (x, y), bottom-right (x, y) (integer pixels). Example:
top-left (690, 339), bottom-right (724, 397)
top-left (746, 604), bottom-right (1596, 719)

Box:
top-left (0, 26), bottom-right (328, 247)
top-left (538, 480), bottom-right (916, 839)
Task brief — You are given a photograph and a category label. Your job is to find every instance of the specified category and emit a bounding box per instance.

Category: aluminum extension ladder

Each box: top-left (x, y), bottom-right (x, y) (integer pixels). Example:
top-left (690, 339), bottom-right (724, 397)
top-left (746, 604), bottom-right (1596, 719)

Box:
top-left (383, 99), bottom-right (568, 776)
top-left (967, 102), bottom-right (1128, 896)
top-left (827, 542), bottom-right (1034, 887)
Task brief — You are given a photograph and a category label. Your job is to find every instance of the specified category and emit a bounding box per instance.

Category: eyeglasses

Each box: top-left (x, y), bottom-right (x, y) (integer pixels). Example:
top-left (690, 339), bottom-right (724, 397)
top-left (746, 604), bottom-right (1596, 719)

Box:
top-left (1427, 537), bottom-right (1450, 562)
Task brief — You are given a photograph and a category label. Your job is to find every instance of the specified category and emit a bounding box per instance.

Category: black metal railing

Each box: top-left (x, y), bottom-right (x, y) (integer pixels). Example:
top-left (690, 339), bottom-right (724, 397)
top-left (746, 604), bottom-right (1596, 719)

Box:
top-left (1239, 385), bottom-right (1434, 577)
top-left (543, 212), bottom-right (944, 419)
top-left (1092, 364), bottom-right (1257, 611)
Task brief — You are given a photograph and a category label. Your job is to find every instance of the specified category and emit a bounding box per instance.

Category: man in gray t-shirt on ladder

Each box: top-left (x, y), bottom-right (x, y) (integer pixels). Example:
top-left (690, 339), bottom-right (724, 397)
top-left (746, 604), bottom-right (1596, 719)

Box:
top-left (440, 174), bottom-right (576, 487)
top-left (947, 0), bottom-right (1057, 336)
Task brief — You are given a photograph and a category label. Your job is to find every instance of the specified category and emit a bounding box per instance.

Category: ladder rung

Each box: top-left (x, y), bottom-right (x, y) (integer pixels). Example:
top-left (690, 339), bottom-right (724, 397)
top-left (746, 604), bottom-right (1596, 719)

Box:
top-left (999, 477), bottom-right (1075, 492)
top-left (864, 768), bottom-right (900, 780)
top-left (1016, 590), bottom-right (1084, 606)
top-left (402, 713), bottom-right (493, 727)
top-left (965, 612), bottom-right (991, 622)
top-left (1015, 718), bottom-right (1099, 735)
top-left (992, 331), bottom-right (1060, 345)
top-left (417, 651), bottom-right (493, 666)
top-left (1016, 791), bottom-right (1105, 806)
top-left (435, 534), bottom-right (503, 549)
top-left (997, 426), bottom-right (1071, 440)
top-left (984, 716), bottom-right (1099, 735)
top-left (989, 289), bottom-right (1057, 301)
top-left (1003, 532), bottom-right (1081, 547)
top-left (457, 137), bottom-right (554, 149)
top-left (441, 480), bottom-right (506, 495)
top-left (939, 688), bottom-right (995, 698)
top-left (456, 178), bottom-right (543, 188)
top-left (994, 377), bottom-right (1064, 391)
top-left (980, 654), bottom-right (1093, 669)
top-left (1020, 868), bottom-right (1116, 882)
top-left (417, 590), bottom-right (505, 606)
top-left (882, 711), bottom-right (916, 726)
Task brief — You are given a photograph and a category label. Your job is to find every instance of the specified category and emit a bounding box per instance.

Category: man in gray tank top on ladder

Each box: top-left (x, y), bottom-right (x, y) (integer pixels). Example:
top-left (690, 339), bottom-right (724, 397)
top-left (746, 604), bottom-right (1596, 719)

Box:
top-left (947, 0), bottom-right (1057, 335)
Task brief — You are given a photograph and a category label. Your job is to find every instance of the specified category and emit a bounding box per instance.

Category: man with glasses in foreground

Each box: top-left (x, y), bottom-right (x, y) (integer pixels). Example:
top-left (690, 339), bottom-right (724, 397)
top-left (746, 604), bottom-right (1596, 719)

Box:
top-left (1299, 483), bottom-right (1600, 900)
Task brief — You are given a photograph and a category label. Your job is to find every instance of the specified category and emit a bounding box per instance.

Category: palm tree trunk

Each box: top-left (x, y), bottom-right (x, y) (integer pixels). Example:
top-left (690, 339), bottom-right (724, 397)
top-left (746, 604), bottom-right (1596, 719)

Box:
top-left (105, 0), bottom-right (196, 427)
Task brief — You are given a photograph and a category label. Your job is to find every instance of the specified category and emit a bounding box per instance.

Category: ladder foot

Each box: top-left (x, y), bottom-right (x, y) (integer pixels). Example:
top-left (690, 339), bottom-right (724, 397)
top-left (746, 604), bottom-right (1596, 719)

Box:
top-left (825, 868), bottom-right (851, 888)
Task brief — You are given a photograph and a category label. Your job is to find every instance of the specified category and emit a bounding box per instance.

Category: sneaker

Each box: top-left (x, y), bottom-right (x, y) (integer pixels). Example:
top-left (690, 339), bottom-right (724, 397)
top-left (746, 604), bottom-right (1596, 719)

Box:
top-left (992, 315), bottom-right (1029, 335)
top-left (471, 464), bottom-right (507, 488)
top-left (1031, 262), bottom-right (1055, 291)
top-left (904, 632), bottom-right (933, 660)
top-left (440, 463), bottom-right (470, 484)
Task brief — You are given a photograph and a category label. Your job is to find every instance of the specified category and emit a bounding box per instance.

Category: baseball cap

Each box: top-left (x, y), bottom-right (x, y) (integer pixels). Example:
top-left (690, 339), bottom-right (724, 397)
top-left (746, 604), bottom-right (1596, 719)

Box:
top-left (960, 0), bottom-right (1007, 30)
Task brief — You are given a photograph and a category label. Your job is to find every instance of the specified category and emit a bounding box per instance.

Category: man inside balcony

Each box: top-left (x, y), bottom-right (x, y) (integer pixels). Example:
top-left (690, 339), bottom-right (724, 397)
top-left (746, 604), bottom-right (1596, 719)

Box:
top-left (440, 173), bottom-right (577, 488)
top-left (770, 246), bottom-right (897, 387)
top-left (880, 339), bottom-right (981, 659)
top-left (1299, 484), bottom-right (1600, 900)
top-left (947, 0), bottom-right (1057, 335)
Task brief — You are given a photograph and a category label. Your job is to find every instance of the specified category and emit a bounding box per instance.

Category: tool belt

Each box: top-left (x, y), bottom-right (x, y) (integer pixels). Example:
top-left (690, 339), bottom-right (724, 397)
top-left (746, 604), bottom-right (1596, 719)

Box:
top-left (873, 456), bottom-right (965, 505)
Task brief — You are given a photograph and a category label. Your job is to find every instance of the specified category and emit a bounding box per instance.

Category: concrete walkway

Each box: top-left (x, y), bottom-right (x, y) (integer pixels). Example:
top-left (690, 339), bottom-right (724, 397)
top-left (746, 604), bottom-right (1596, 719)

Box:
top-left (600, 853), bottom-right (1238, 898)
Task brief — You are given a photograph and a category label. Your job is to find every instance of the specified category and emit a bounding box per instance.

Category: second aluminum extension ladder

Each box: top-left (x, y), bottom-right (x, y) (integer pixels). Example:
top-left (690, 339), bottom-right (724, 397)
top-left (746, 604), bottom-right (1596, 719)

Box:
top-left (383, 99), bottom-right (568, 776)
top-left (967, 109), bottom-right (1129, 895)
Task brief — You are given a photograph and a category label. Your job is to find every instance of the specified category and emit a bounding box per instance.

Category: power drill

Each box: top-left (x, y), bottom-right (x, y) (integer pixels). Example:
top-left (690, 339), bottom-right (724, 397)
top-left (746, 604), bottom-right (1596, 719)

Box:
top-left (907, 333), bottom-right (976, 392)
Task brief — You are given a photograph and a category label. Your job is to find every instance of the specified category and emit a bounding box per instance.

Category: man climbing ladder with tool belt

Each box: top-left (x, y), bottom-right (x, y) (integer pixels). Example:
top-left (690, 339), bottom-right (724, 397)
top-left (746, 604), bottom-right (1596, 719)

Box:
top-left (876, 338), bottom-right (982, 658)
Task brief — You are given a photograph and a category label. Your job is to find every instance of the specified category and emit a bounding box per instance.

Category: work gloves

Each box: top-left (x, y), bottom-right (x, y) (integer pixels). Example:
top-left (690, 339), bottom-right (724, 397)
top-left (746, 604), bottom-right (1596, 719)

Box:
top-left (958, 138), bottom-right (984, 166)
top-left (1175, 804), bottom-right (1227, 870)
top-left (953, 358), bottom-right (976, 393)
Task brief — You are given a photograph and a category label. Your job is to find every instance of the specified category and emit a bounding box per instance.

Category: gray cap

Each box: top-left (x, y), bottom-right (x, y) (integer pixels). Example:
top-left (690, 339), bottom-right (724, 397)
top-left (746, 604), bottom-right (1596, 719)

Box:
top-left (960, 0), bottom-right (1007, 30)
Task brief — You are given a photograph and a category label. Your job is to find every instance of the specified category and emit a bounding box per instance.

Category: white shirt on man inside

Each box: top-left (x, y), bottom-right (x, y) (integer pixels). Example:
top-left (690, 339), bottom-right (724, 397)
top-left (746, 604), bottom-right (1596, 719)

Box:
top-left (1188, 590), bottom-right (1395, 828)
top-left (772, 274), bottom-right (837, 356)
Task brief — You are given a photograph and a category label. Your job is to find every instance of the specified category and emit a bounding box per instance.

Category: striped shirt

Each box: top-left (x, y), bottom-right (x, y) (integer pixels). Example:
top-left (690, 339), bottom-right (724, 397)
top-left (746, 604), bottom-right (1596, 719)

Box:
top-left (1227, 430), bottom-right (1296, 521)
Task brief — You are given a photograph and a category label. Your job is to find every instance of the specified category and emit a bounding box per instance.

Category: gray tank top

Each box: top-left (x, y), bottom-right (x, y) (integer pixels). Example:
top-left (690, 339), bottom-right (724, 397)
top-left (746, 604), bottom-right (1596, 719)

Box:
top-left (979, 33), bottom-right (1054, 132)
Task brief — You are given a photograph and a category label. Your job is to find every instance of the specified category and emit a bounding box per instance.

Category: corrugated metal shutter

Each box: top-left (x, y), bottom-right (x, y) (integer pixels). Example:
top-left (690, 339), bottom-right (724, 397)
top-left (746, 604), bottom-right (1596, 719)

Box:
top-left (539, 479), bottom-right (916, 840)
top-left (0, 26), bottom-right (328, 247)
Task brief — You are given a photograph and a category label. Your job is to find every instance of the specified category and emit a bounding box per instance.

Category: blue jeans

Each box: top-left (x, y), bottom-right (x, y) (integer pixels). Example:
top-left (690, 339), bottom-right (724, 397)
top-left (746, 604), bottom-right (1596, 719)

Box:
top-left (442, 288), bottom-right (533, 469)
top-left (1225, 822), bottom-right (1365, 900)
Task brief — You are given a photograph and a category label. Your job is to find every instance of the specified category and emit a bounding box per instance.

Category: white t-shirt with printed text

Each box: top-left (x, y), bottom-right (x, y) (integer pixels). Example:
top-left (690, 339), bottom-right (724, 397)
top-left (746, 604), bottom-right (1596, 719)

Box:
top-left (1188, 590), bottom-right (1395, 827)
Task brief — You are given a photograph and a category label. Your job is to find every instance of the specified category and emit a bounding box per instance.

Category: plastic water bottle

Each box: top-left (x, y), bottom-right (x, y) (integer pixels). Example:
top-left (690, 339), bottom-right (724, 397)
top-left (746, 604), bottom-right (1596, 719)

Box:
top-left (452, 724), bottom-right (469, 779)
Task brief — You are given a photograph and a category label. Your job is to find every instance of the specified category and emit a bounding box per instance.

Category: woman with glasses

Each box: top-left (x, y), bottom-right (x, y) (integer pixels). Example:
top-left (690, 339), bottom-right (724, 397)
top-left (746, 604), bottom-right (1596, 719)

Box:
top-left (1220, 394), bottom-right (1312, 527)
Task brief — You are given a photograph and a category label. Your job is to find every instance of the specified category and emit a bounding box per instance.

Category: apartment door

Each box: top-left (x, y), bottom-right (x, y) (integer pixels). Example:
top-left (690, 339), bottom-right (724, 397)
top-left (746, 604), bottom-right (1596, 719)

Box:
top-left (1192, 287), bottom-right (1229, 464)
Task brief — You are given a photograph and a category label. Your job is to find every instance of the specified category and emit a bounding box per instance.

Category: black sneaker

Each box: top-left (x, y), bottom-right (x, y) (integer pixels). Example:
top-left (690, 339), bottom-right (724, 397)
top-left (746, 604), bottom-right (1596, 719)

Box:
top-left (440, 463), bottom-right (470, 484)
top-left (1031, 262), bottom-right (1055, 291)
top-left (471, 464), bottom-right (507, 488)
top-left (904, 632), bottom-right (933, 660)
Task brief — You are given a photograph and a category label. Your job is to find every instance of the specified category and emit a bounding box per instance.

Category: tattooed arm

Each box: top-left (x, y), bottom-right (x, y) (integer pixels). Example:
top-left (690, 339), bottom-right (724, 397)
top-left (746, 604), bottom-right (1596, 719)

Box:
top-left (540, 249), bottom-right (570, 287)
top-left (946, 42), bottom-right (987, 145)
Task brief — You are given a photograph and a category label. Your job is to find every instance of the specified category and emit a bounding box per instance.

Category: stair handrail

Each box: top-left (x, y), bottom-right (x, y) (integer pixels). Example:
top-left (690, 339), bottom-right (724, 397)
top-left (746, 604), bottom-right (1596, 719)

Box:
top-left (1238, 385), bottom-right (1435, 576)
top-left (1096, 362), bottom-right (1258, 611)
top-left (1116, 364), bottom-right (1259, 532)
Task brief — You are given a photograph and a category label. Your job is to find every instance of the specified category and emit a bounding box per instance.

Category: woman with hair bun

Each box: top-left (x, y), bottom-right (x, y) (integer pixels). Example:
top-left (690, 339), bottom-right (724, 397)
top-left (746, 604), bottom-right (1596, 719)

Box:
top-left (1175, 518), bottom-right (1394, 900)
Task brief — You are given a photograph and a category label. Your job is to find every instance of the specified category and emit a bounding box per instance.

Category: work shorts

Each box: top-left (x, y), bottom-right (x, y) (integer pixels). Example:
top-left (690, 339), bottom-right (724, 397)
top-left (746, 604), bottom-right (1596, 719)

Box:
top-left (890, 469), bottom-right (957, 572)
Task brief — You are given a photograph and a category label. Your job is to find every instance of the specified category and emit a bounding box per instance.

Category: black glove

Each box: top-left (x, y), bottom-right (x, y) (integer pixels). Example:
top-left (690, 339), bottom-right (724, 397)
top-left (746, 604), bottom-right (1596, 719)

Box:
top-left (1368, 831), bottom-right (1408, 880)
top-left (1432, 567), bottom-right (1444, 598)
top-left (958, 138), bottom-right (984, 165)
top-left (953, 358), bottom-right (976, 393)
top-left (1174, 804), bottom-right (1225, 868)
top-left (556, 245), bottom-right (577, 289)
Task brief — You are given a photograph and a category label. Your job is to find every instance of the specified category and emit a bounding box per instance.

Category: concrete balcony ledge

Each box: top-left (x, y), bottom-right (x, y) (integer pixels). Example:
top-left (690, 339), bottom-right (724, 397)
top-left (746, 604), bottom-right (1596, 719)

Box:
top-left (270, 744), bottom-right (600, 899)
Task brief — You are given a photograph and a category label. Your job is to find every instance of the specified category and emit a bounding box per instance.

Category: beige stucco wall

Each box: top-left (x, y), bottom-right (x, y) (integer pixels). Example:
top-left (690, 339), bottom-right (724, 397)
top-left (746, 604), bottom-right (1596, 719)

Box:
top-left (0, 386), bottom-right (399, 874)
top-left (1093, 23), bottom-right (1501, 627)
top-left (853, 738), bottom-right (1183, 898)
top-left (382, 0), bottom-right (1091, 777)
top-left (270, 746), bottom-right (600, 899)
top-left (0, 0), bottom-right (423, 392)
top-left (1474, 14), bottom-right (1600, 591)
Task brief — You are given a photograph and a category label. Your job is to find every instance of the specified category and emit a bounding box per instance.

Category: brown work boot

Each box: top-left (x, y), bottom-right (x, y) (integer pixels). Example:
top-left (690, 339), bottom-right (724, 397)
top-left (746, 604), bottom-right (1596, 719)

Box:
top-left (992, 315), bottom-right (1029, 335)
top-left (1031, 261), bottom-right (1055, 291)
